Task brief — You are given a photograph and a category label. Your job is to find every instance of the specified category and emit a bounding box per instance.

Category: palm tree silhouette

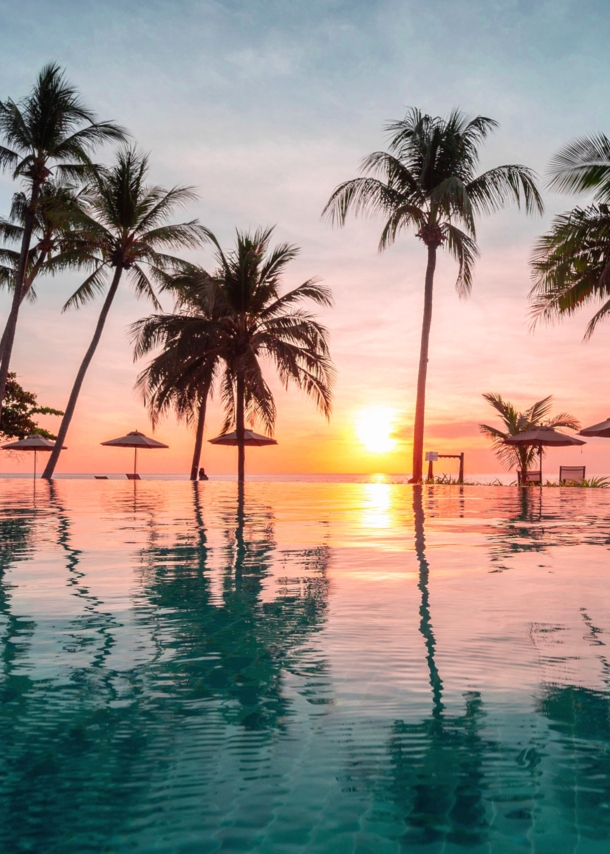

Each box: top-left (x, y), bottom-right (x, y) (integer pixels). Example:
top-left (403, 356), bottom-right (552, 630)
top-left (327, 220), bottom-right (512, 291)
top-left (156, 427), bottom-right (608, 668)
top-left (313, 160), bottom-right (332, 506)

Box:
top-left (42, 147), bottom-right (204, 478)
top-left (531, 134), bottom-right (610, 336)
top-left (0, 63), bottom-right (126, 413)
top-left (0, 181), bottom-right (88, 361)
top-left (159, 227), bottom-right (335, 482)
top-left (479, 393), bottom-right (579, 478)
top-left (132, 267), bottom-right (225, 480)
top-left (323, 108), bottom-right (543, 481)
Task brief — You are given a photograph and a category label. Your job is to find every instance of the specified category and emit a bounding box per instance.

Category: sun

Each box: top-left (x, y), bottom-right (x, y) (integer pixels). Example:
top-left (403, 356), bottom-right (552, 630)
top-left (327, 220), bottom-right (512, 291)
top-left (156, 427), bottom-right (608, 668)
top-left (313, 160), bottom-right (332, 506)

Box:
top-left (356, 406), bottom-right (398, 454)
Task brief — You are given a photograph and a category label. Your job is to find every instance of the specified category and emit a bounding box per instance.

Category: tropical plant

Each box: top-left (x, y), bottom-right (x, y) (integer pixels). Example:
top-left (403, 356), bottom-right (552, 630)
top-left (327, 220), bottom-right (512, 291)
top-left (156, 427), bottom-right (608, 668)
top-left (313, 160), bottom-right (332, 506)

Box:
top-left (143, 227), bottom-right (335, 483)
top-left (132, 268), bottom-right (223, 480)
top-left (0, 181), bottom-right (86, 361)
top-left (479, 393), bottom-right (580, 475)
top-left (323, 108), bottom-right (543, 482)
top-left (41, 146), bottom-right (204, 478)
top-left (0, 373), bottom-right (63, 440)
top-left (0, 63), bottom-right (126, 412)
top-left (530, 134), bottom-right (610, 334)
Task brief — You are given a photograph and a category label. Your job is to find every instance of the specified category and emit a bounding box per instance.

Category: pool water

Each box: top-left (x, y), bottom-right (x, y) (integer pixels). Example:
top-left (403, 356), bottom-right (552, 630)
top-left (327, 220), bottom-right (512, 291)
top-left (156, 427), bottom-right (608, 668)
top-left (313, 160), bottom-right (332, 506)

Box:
top-left (0, 480), bottom-right (609, 853)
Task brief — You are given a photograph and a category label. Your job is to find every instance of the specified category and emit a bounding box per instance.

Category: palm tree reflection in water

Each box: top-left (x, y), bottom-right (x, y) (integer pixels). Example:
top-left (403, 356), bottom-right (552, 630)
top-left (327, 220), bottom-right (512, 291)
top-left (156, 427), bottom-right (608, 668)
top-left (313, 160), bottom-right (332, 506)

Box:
top-left (0, 484), bottom-right (331, 851)
top-left (383, 485), bottom-right (490, 848)
top-left (141, 481), bottom-right (331, 730)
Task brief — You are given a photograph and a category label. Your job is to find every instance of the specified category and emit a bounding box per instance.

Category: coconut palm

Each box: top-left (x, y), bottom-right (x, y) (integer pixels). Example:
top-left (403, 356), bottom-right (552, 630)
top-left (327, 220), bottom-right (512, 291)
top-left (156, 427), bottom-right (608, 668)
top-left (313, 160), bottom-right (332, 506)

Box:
top-left (530, 134), bottom-right (610, 335)
top-left (0, 63), bottom-right (126, 412)
top-left (479, 393), bottom-right (579, 476)
top-left (132, 268), bottom-right (223, 480)
top-left (41, 147), bottom-right (205, 479)
top-left (323, 108), bottom-right (543, 482)
top-left (0, 181), bottom-right (86, 361)
top-left (155, 227), bottom-right (334, 483)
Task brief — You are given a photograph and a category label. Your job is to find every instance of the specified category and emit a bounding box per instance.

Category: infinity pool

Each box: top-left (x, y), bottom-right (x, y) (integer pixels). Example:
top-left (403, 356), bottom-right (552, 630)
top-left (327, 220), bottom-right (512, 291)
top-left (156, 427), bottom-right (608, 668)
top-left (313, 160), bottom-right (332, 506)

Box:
top-left (1, 480), bottom-right (609, 853)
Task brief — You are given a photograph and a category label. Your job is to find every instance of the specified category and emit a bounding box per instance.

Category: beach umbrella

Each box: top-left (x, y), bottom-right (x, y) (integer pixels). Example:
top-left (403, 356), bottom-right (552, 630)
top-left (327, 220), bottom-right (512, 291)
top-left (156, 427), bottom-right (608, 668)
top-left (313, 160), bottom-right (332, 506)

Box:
top-left (579, 417), bottom-right (610, 438)
top-left (101, 430), bottom-right (169, 478)
top-left (209, 429), bottom-right (277, 480)
top-left (1, 434), bottom-right (67, 479)
top-left (504, 426), bottom-right (585, 482)
top-left (208, 429), bottom-right (278, 447)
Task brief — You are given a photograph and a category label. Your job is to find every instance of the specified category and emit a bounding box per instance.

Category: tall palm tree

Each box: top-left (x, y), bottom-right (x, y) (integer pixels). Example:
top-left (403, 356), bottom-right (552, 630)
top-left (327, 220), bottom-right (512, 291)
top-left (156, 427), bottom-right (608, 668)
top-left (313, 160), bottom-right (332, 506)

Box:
top-left (41, 147), bottom-right (205, 479)
top-left (161, 227), bottom-right (334, 483)
top-left (531, 134), bottom-right (610, 335)
top-left (132, 268), bottom-right (223, 480)
top-left (479, 393), bottom-right (579, 476)
top-left (0, 181), bottom-right (86, 361)
top-left (0, 63), bottom-right (126, 412)
top-left (323, 108), bottom-right (543, 482)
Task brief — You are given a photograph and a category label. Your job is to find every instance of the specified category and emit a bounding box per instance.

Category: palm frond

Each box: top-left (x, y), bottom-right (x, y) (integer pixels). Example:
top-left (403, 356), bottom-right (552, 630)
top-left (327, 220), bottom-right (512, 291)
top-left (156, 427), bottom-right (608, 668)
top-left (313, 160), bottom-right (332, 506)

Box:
top-left (62, 263), bottom-right (108, 310)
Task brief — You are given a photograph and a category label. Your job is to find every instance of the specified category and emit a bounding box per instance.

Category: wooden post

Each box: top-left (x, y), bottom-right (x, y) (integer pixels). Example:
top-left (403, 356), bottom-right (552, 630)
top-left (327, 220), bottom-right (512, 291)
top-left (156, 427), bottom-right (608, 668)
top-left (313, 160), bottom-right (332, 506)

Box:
top-left (458, 453), bottom-right (464, 484)
top-left (427, 458), bottom-right (434, 483)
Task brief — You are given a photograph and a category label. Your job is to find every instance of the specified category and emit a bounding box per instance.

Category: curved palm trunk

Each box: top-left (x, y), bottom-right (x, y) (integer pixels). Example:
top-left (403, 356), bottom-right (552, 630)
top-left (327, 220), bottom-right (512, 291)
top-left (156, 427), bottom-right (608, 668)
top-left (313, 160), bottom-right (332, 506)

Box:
top-left (0, 182), bottom-right (42, 415)
top-left (42, 266), bottom-right (122, 479)
top-left (236, 372), bottom-right (245, 483)
top-left (0, 252), bottom-right (48, 365)
top-left (189, 380), bottom-right (211, 481)
top-left (412, 243), bottom-right (437, 482)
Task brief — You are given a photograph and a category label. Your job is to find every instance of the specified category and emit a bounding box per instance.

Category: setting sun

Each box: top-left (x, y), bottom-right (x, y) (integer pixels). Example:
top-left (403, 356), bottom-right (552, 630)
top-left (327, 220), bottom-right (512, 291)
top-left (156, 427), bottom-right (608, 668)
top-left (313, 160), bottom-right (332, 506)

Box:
top-left (355, 406), bottom-right (398, 454)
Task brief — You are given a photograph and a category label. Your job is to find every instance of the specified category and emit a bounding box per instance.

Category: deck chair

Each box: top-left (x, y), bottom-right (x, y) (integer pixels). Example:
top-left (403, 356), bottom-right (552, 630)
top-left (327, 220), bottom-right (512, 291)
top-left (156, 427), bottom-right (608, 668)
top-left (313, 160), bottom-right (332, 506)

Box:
top-left (517, 470), bottom-right (542, 485)
top-left (559, 465), bottom-right (585, 484)
top-left (94, 476), bottom-right (108, 480)
top-left (126, 473), bottom-right (141, 480)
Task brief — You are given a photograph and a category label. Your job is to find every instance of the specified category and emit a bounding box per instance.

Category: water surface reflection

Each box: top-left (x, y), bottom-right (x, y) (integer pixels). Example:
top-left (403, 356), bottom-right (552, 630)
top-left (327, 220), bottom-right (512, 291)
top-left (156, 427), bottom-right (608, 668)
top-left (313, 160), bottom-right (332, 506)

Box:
top-left (0, 482), bottom-right (608, 852)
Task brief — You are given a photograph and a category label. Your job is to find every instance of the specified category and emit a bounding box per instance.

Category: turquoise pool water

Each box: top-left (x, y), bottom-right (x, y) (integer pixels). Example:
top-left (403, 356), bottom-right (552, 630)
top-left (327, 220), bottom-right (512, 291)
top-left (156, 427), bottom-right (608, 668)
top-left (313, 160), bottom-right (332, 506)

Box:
top-left (1, 480), bottom-right (609, 853)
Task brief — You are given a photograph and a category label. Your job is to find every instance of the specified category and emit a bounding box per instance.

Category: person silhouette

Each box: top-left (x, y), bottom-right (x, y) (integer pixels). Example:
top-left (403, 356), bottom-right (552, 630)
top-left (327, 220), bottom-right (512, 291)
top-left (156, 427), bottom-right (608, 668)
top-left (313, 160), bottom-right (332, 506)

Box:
top-left (198, 468), bottom-right (209, 481)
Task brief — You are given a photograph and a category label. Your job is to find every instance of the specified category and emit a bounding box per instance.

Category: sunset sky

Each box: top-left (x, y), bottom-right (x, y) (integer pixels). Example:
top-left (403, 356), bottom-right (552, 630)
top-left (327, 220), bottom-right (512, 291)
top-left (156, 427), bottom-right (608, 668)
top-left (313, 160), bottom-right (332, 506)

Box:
top-left (2, 0), bottom-right (610, 476)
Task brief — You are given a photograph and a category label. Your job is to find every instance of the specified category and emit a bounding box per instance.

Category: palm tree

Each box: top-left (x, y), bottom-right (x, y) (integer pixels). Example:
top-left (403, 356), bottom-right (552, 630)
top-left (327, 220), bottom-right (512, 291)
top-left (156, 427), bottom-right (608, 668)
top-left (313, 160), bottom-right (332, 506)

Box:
top-left (323, 108), bottom-right (543, 482)
top-left (531, 134), bottom-right (610, 335)
top-left (0, 181), bottom-right (86, 361)
top-left (41, 147), bottom-right (205, 479)
top-left (0, 63), bottom-right (126, 412)
top-left (132, 268), bottom-right (223, 480)
top-left (161, 227), bottom-right (334, 483)
top-left (479, 393), bottom-right (579, 477)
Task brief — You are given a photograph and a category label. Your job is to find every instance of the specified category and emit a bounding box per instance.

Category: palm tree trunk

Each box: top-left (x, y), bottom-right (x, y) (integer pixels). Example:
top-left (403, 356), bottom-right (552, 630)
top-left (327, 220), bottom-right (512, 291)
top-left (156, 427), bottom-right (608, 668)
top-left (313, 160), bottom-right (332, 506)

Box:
top-left (236, 372), bottom-right (245, 483)
top-left (412, 243), bottom-right (437, 483)
top-left (189, 380), bottom-right (211, 481)
top-left (42, 266), bottom-right (122, 479)
top-left (0, 182), bottom-right (41, 415)
top-left (0, 252), bottom-right (47, 366)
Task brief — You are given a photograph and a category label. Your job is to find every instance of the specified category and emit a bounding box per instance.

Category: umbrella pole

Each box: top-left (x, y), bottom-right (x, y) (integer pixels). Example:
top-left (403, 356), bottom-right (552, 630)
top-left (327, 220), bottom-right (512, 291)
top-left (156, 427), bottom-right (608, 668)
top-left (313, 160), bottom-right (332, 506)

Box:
top-left (134, 447), bottom-right (137, 478)
top-left (34, 449), bottom-right (36, 480)
top-left (539, 444), bottom-right (543, 484)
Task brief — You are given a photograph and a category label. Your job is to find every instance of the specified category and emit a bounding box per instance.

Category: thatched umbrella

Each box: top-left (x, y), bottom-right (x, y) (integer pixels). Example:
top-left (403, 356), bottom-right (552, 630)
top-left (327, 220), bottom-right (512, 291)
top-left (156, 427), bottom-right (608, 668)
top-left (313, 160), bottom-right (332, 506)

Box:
top-left (1, 434), bottom-right (66, 479)
top-left (504, 426), bottom-right (585, 482)
top-left (209, 429), bottom-right (277, 480)
top-left (101, 430), bottom-right (168, 478)
top-left (579, 417), bottom-right (610, 438)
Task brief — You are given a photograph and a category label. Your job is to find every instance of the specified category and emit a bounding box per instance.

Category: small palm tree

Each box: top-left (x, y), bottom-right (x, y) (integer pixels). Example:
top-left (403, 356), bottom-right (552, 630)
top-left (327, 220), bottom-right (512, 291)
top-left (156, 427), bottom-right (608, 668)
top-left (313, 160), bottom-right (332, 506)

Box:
top-left (323, 108), bottom-right (543, 482)
top-left (41, 147), bottom-right (205, 478)
top-left (479, 393), bottom-right (580, 476)
top-left (531, 134), bottom-right (610, 335)
top-left (132, 269), bottom-right (223, 480)
top-left (160, 227), bottom-right (334, 483)
top-left (0, 181), bottom-right (86, 360)
top-left (0, 63), bottom-right (126, 411)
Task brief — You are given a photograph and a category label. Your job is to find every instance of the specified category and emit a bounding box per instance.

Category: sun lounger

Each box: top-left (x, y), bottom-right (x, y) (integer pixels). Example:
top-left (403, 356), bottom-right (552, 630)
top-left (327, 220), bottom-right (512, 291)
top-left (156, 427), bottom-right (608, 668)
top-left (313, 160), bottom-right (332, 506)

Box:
top-left (126, 473), bottom-right (141, 480)
top-left (517, 470), bottom-right (542, 485)
top-left (94, 476), bottom-right (108, 480)
top-left (559, 465), bottom-right (585, 484)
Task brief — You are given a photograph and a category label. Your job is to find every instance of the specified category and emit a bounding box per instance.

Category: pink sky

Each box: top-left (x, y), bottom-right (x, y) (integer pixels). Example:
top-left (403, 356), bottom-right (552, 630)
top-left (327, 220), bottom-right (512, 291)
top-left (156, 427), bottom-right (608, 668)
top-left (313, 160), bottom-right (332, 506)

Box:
top-left (2, 0), bottom-right (610, 477)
